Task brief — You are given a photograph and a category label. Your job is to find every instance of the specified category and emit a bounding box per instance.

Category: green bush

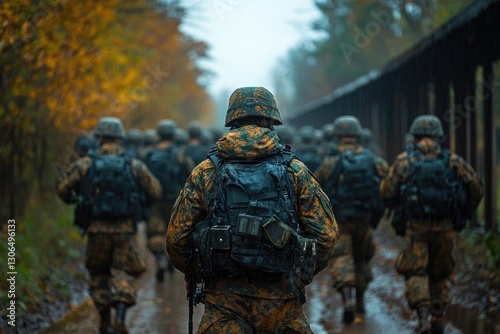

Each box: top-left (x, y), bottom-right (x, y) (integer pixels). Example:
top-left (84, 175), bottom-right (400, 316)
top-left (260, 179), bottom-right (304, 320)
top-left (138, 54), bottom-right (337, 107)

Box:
top-left (0, 194), bottom-right (85, 317)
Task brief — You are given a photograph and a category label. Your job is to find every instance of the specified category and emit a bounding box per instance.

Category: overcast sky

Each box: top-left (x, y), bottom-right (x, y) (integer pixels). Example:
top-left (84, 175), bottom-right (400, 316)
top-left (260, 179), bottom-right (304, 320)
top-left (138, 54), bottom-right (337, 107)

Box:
top-left (180, 0), bottom-right (322, 102)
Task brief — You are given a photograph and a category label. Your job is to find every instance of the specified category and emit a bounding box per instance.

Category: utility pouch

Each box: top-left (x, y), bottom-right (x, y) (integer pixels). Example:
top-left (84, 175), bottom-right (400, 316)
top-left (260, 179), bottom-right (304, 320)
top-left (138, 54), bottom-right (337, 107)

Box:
top-left (210, 225), bottom-right (231, 250)
top-left (262, 215), bottom-right (292, 249)
top-left (236, 214), bottom-right (262, 238)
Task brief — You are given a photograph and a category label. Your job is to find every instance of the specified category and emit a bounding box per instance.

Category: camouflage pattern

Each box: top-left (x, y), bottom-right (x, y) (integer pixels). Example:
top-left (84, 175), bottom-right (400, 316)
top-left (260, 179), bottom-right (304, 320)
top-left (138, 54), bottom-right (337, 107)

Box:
top-left (332, 116), bottom-right (363, 137)
top-left (315, 142), bottom-right (387, 296)
top-left (167, 124), bottom-right (338, 332)
top-left (394, 229), bottom-right (454, 308)
top-left (329, 223), bottom-right (375, 293)
top-left (380, 136), bottom-right (484, 311)
top-left (146, 140), bottom-right (192, 253)
top-left (57, 143), bottom-right (162, 233)
top-left (86, 233), bottom-right (146, 309)
top-left (225, 87), bottom-right (282, 126)
top-left (409, 114), bottom-right (444, 138)
top-left (199, 292), bottom-right (312, 334)
top-left (57, 141), bottom-right (161, 311)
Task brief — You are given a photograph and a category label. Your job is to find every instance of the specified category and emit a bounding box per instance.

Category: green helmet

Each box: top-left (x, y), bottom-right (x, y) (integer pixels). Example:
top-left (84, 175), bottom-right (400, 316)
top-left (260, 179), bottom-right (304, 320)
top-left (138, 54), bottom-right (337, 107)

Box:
top-left (409, 115), bottom-right (444, 138)
top-left (94, 117), bottom-right (125, 139)
top-left (299, 125), bottom-right (315, 143)
top-left (157, 119), bottom-right (177, 140)
top-left (125, 129), bottom-right (143, 147)
top-left (187, 121), bottom-right (204, 139)
top-left (143, 129), bottom-right (158, 146)
top-left (332, 116), bottom-right (363, 137)
top-left (322, 123), bottom-right (336, 141)
top-left (225, 86), bottom-right (282, 127)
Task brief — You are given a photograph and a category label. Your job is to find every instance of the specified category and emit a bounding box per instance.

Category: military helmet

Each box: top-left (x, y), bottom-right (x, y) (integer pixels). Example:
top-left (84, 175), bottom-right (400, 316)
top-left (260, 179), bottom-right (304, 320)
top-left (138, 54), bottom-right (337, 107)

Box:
top-left (157, 119), bottom-right (177, 139)
top-left (94, 117), bottom-right (125, 139)
top-left (187, 121), bottom-right (204, 139)
top-left (409, 115), bottom-right (444, 138)
top-left (332, 116), bottom-right (363, 137)
top-left (125, 129), bottom-right (143, 146)
top-left (322, 123), bottom-right (336, 141)
top-left (225, 86), bottom-right (282, 127)
top-left (143, 129), bottom-right (158, 146)
top-left (299, 125), bottom-right (315, 143)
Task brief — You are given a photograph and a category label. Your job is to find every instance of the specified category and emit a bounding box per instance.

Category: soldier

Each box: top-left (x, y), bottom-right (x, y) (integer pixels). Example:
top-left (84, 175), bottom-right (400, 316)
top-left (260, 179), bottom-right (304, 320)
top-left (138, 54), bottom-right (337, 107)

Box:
top-left (74, 132), bottom-right (98, 159)
top-left (57, 117), bottom-right (161, 334)
top-left (166, 86), bottom-right (338, 333)
top-left (137, 128), bottom-right (158, 161)
top-left (143, 119), bottom-right (193, 282)
top-left (380, 115), bottom-right (484, 334)
top-left (123, 128), bottom-right (143, 158)
top-left (294, 125), bottom-right (324, 173)
top-left (315, 115), bottom-right (388, 324)
top-left (184, 121), bottom-right (211, 168)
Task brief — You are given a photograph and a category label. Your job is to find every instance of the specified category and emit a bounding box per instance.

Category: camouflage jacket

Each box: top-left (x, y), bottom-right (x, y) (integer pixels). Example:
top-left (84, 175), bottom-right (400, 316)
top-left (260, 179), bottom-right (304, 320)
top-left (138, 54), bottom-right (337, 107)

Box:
top-left (166, 125), bottom-right (338, 299)
top-left (57, 142), bottom-right (162, 233)
top-left (380, 138), bottom-right (484, 228)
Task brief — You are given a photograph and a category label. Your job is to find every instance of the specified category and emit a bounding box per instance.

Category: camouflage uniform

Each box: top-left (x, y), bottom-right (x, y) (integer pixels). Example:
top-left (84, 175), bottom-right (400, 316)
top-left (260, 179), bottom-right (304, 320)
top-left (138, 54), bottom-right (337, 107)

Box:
top-left (167, 87), bottom-right (339, 334)
top-left (146, 140), bottom-right (193, 273)
top-left (315, 142), bottom-right (388, 316)
top-left (57, 142), bottom-right (161, 310)
top-left (380, 137), bottom-right (484, 328)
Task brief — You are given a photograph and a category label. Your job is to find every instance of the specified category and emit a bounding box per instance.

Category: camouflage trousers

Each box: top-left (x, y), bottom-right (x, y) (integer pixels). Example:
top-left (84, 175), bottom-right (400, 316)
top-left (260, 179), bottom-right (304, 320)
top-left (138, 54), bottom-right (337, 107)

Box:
top-left (147, 201), bottom-right (174, 254)
top-left (329, 222), bottom-right (375, 294)
top-left (198, 292), bottom-right (312, 334)
top-left (395, 227), bottom-right (454, 310)
top-left (85, 233), bottom-right (146, 310)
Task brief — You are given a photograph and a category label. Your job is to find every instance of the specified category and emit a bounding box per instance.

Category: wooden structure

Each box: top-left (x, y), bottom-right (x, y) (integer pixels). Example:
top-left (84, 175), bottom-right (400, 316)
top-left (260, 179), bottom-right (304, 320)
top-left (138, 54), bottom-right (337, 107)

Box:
top-left (287, 0), bottom-right (500, 231)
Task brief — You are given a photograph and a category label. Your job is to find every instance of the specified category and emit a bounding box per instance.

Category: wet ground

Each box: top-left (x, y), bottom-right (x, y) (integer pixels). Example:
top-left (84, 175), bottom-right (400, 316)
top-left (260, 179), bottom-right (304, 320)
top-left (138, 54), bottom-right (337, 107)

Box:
top-left (25, 219), bottom-right (500, 333)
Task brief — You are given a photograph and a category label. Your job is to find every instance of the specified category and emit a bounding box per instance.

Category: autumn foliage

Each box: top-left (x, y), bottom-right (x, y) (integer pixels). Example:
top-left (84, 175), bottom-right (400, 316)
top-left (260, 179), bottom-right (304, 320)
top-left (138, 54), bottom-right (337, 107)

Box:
top-left (0, 0), bottom-right (213, 220)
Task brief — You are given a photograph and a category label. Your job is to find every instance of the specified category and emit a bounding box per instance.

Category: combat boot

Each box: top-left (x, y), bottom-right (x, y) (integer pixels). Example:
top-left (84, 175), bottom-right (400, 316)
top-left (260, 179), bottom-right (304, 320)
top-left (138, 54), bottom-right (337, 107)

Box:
top-left (98, 307), bottom-right (113, 334)
top-left (355, 289), bottom-right (365, 314)
top-left (341, 285), bottom-right (354, 324)
top-left (155, 252), bottom-right (167, 283)
top-left (112, 302), bottom-right (129, 334)
top-left (416, 303), bottom-right (430, 334)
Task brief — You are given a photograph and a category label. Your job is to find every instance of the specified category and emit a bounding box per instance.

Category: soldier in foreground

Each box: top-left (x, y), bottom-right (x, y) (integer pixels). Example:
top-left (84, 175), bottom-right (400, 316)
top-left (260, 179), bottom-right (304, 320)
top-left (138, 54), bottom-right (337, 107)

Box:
top-left (57, 117), bottom-right (161, 334)
top-left (166, 86), bottom-right (338, 333)
top-left (381, 115), bottom-right (484, 334)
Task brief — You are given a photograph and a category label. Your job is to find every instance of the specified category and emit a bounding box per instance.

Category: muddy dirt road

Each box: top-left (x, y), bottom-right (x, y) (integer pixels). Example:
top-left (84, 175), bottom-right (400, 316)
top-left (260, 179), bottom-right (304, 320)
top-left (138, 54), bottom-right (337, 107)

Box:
top-left (40, 220), bottom-right (474, 334)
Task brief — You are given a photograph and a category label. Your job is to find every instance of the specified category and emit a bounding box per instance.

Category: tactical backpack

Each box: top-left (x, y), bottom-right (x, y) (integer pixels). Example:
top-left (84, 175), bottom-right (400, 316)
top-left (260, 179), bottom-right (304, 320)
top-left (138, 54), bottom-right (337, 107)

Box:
top-left (401, 149), bottom-right (464, 221)
top-left (192, 146), bottom-right (310, 278)
top-left (326, 149), bottom-right (382, 222)
top-left (85, 154), bottom-right (141, 219)
top-left (144, 146), bottom-right (183, 201)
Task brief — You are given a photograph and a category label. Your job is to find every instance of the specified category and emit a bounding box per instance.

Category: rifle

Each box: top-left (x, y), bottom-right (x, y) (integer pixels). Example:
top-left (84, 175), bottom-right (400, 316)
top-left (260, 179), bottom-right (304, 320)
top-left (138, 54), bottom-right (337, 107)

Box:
top-left (187, 274), bottom-right (204, 334)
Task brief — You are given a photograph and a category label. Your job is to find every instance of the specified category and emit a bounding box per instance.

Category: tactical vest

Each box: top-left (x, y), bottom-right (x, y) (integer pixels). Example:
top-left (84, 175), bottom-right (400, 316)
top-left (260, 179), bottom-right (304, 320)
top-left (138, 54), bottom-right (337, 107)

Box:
top-left (144, 146), bottom-right (183, 201)
top-left (326, 149), bottom-right (382, 222)
top-left (401, 149), bottom-right (462, 219)
top-left (85, 154), bottom-right (140, 219)
top-left (192, 146), bottom-right (299, 279)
